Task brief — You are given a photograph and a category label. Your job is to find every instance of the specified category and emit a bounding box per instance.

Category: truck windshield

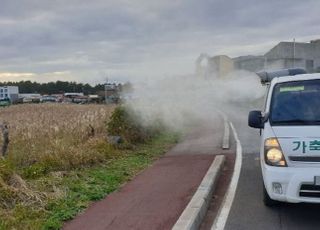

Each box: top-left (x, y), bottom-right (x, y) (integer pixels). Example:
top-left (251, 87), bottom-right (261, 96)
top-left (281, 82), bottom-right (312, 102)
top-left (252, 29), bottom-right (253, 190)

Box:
top-left (270, 79), bottom-right (320, 125)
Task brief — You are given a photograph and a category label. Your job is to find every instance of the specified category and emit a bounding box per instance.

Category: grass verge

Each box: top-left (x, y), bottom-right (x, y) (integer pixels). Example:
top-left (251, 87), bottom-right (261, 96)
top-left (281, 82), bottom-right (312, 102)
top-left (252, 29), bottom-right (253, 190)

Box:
top-left (0, 132), bottom-right (179, 230)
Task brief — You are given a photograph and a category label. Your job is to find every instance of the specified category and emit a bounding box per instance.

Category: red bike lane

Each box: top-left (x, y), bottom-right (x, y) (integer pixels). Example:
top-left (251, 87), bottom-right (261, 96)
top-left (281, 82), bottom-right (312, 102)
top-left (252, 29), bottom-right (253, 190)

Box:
top-left (64, 119), bottom-right (226, 230)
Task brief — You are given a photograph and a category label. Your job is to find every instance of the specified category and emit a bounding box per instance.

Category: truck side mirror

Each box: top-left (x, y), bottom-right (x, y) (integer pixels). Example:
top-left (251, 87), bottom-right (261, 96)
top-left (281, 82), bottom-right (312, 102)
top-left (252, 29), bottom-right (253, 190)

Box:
top-left (248, 110), bottom-right (264, 129)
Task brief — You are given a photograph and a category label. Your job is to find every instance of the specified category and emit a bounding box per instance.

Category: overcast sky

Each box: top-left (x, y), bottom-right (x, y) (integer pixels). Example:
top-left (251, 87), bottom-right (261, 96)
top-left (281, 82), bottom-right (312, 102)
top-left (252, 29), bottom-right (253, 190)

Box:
top-left (0, 0), bottom-right (319, 84)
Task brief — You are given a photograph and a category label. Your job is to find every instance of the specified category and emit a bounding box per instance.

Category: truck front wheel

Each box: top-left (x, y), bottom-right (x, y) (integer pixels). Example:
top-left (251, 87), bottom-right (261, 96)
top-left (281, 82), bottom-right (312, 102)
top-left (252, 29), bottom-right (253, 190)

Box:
top-left (263, 185), bottom-right (280, 207)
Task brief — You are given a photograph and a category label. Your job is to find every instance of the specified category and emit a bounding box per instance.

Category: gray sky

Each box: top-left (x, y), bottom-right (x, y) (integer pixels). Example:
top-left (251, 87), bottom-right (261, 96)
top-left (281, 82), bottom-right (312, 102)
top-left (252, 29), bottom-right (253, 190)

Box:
top-left (0, 0), bottom-right (319, 84)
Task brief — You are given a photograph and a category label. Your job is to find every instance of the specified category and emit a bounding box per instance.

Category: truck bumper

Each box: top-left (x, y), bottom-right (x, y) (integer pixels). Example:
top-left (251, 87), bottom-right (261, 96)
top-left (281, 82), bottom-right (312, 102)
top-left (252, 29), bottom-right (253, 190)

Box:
top-left (262, 165), bottom-right (320, 203)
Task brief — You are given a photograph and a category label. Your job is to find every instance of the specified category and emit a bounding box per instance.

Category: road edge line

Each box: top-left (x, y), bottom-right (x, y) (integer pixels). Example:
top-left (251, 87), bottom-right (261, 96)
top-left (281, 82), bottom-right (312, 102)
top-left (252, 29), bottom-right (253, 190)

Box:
top-left (222, 114), bottom-right (230, 150)
top-left (172, 155), bottom-right (225, 230)
top-left (217, 111), bottom-right (230, 150)
top-left (211, 122), bottom-right (243, 230)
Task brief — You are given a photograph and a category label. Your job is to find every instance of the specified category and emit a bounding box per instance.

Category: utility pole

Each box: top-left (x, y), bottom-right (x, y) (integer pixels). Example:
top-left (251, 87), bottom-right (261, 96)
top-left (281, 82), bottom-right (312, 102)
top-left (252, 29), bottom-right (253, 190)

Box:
top-left (104, 76), bottom-right (108, 104)
top-left (293, 38), bottom-right (296, 68)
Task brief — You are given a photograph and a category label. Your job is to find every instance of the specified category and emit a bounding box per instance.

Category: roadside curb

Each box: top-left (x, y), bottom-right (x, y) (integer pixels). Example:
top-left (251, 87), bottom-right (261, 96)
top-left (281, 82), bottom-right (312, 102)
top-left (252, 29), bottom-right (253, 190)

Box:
top-left (211, 122), bottom-right (243, 230)
top-left (222, 114), bottom-right (230, 150)
top-left (172, 155), bottom-right (226, 230)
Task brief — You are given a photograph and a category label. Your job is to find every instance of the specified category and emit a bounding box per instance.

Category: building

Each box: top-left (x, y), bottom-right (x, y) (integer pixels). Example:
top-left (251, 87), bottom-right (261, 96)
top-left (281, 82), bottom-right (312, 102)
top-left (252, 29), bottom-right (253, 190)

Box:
top-left (0, 86), bottom-right (19, 102)
top-left (195, 54), bottom-right (234, 78)
top-left (233, 39), bottom-right (320, 73)
top-left (264, 39), bottom-right (320, 72)
top-left (233, 55), bottom-right (265, 72)
top-left (210, 55), bottom-right (234, 78)
top-left (196, 38), bottom-right (320, 78)
top-left (64, 92), bottom-right (86, 103)
top-left (64, 92), bottom-right (84, 97)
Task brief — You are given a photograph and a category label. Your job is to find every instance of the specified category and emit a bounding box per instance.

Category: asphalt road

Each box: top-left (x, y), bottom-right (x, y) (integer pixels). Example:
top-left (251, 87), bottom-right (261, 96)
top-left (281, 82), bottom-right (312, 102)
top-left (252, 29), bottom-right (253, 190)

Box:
top-left (224, 106), bottom-right (320, 230)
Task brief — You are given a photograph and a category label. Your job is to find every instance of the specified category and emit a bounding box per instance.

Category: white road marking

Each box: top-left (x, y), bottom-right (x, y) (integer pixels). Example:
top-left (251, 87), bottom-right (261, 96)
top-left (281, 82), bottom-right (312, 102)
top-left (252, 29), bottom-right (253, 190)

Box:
top-left (172, 111), bottom-right (232, 230)
top-left (211, 122), bottom-right (243, 230)
top-left (222, 114), bottom-right (230, 150)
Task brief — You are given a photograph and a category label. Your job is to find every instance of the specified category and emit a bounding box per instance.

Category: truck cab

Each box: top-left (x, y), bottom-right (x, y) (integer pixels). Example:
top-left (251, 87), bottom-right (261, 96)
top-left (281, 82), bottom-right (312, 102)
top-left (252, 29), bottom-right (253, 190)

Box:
top-left (248, 68), bottom-right (320, 206)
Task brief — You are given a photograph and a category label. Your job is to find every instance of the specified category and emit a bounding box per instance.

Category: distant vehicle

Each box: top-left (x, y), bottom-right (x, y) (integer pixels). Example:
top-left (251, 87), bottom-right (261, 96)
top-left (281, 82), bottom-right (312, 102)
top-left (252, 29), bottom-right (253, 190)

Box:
top-left (23, 97), bottom-right (40, 103)
top-left (41, 95), bottom-right (58, 103)
top-left (0, 98), bottom-right (10, 107)
top-left (20, 94), bottom-right (41, 103)
top-left (249, 68), bottom-right (320, 206)
top-left (72, 96), bottom-right (88, 104)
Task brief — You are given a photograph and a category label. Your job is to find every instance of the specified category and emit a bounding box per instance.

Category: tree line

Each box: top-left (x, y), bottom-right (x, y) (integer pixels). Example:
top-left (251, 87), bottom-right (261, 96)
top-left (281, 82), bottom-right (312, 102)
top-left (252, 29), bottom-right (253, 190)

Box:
top-left (0, 81), bottom-right (106, 95)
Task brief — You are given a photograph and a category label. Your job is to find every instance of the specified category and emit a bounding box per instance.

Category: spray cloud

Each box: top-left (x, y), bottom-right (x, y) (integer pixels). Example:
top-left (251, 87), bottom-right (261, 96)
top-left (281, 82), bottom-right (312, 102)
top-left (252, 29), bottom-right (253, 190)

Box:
top-left (125, 68), bottom-right (265, 132)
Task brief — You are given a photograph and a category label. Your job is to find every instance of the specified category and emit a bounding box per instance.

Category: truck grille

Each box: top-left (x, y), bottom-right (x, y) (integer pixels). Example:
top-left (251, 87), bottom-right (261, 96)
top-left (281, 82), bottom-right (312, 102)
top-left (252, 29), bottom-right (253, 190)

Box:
top-left (300, 184), bottom-right (320, 198)
top-left (289, 156), bottom-right (320, 162)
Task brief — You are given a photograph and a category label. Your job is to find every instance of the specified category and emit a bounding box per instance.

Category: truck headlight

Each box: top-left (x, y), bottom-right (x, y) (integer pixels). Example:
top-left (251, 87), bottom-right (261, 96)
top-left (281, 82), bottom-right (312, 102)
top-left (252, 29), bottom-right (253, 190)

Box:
top-left (264, 138), bottom-right (287, 167)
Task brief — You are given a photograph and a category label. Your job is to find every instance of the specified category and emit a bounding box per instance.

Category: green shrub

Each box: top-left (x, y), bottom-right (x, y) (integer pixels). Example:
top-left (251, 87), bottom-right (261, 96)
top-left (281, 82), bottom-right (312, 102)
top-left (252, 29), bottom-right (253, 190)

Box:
top-left (107, 106), bottom-right (164, 144)
top-left (21, 163), bottom-right (48, 179)
top-left (0, 159), bottom-right (14, 182)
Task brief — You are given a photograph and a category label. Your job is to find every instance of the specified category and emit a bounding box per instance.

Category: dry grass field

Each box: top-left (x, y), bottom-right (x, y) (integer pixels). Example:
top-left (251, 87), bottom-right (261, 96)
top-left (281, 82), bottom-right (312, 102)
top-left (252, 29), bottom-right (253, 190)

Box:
top-left (0, 103), bottom-right (179, 230)
top-left (0, 103), bottom-right (115, 171)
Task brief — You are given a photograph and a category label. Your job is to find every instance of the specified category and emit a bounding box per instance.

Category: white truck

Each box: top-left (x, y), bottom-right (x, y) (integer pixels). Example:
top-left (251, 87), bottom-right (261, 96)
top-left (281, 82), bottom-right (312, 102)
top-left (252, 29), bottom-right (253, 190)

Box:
top-left (248, 68), bottom-right (320, 206)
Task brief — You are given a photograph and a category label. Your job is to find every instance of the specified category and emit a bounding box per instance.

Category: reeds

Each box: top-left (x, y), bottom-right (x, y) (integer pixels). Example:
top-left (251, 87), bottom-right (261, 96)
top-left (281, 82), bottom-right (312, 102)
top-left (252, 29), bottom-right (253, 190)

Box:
top-left (0, 104), bottom-right (115, 172)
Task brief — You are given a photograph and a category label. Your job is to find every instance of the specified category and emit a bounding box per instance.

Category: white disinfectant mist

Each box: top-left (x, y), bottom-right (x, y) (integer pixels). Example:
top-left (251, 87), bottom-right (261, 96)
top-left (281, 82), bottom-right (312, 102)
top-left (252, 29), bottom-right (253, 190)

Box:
top-left (125, 68), bottom-right (265, 136)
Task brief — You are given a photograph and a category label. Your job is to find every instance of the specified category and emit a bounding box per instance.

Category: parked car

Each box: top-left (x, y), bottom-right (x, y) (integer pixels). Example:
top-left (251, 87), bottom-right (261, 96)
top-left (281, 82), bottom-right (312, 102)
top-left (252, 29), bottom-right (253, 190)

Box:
top-left (0, 98), bottom-right (10, 107)
top-left (41, 95), bottom-right (58, 103)
top-left (23, 97), bottom-right (40, 103)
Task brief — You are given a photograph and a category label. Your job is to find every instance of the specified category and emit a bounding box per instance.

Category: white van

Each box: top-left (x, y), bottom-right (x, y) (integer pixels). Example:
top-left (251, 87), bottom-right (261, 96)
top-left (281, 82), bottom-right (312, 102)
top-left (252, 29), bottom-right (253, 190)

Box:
top-left (248, 68), bottom-right (320, 206)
